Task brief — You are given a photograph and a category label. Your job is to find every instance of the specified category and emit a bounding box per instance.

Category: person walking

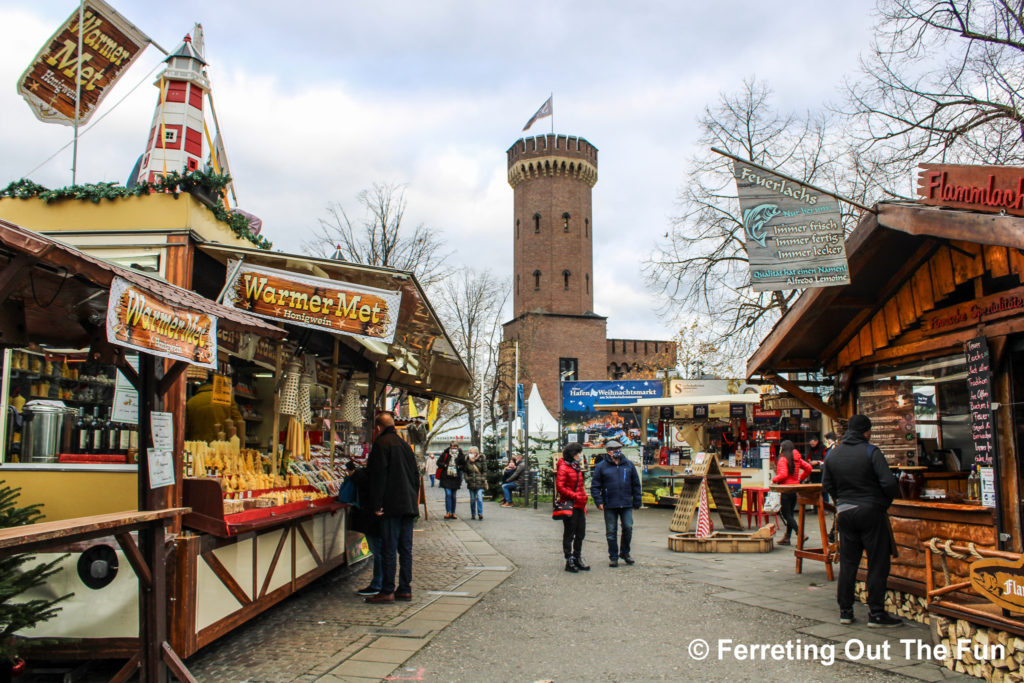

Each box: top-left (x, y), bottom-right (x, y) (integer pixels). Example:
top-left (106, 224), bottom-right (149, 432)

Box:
top-left (591, 440), bottom-right (641, 567)
top-left (425, 452), bottom-right (437, 488)
top-left (501, 453), bottom-right (526, 507)
top-left (556, 442), bottom-right (590, 572)
top-left (437, 442), bottom-right (465, 519)
top-left (463, 447), bottom-right (487, 520)
top-left (365, 411), bottom-right (420, 603)
top-left (822, 414), bottom-right (901, 628)
top-left (346, 462), bottom-right (383, 597)
top-left (772, 439), bottom-right (812, 545)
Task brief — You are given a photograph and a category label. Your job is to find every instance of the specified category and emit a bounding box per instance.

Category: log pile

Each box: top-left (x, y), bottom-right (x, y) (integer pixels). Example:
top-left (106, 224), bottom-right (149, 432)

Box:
top-left (854, 581), bottom-right (928, 623)
top-left (929, 615), bottom-right (1024, 681)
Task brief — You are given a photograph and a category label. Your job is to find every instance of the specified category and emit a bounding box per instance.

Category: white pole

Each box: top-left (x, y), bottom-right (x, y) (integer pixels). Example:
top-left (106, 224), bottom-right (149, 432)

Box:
top-left (0, 349), bottom-right (11, 462)
top-left (71, 0), bottom-right (85, 184)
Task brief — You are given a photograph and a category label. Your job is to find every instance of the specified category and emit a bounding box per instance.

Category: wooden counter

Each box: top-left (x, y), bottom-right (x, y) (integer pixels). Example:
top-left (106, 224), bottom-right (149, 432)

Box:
top-left (867, 499), bottom-right (996, 595)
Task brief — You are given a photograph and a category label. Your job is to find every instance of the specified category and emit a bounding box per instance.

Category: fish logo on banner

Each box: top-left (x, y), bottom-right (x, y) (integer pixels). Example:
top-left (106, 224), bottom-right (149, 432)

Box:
top-left (732, 160), bottom-right (850, 292)
top-left (18, 0), bottom-right (151, 126)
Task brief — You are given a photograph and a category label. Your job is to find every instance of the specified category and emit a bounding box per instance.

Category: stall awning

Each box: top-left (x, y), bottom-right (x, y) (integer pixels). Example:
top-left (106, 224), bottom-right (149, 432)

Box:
top-left (193, 243), bottom-right (473, 403)
top-left (0, 219), bottom-right (284, 349)
top-left (746, 202), bottom-right (1024, 378)
top-left (594, 393), bottom-right (762, 411)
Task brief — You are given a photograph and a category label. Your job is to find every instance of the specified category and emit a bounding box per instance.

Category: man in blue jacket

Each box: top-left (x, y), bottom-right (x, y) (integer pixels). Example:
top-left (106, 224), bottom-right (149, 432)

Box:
top-left (591, 440), bottom-right (642, 567)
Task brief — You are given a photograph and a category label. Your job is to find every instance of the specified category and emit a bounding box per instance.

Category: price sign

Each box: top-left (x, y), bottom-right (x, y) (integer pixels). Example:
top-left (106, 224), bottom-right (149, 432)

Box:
top-left (965, 337), bottom-right (995, 467)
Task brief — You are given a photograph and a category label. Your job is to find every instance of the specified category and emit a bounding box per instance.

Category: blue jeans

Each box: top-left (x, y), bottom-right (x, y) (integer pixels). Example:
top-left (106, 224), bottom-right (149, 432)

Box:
top-left (444, 488), bottom-right (457, 514)
top-left (603, 507), bottom-right (634, 559)
top-left (429, 474), bottom-right (435, 487)
top-left (468, 488), bottom-right (484, 517)
top-left (501, 482), bottom-right (517, 504)
top-left (365, 533), bottom-right (383, 592)
top-left (379, 515), bottom-right (414, 595)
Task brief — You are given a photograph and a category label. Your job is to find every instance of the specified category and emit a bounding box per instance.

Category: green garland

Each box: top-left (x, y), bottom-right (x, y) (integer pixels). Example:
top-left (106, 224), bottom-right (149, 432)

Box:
top-left (0, 171), bottom-right (272, 250)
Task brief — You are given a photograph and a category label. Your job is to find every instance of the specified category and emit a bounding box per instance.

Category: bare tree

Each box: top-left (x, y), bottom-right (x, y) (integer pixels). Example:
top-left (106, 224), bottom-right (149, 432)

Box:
top-left (845, 0), bottom-right (1024, 196)
top-left (645, 79), bottom-right (859, 366)
top-left (305, 182), bottom-right (450, 288)
top-left (432, 268), bottom-right (510, 446)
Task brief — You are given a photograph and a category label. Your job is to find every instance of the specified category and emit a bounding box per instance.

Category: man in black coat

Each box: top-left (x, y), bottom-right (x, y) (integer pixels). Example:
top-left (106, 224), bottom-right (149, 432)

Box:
top-left (822, 414), bottom-right (900, 628)
top-left (365, 412), bottom-right (420, 603)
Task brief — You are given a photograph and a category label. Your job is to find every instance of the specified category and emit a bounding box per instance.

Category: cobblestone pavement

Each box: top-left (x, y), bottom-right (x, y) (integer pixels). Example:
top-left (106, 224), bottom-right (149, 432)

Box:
top-left (184, 484), bottom-right (513, 683)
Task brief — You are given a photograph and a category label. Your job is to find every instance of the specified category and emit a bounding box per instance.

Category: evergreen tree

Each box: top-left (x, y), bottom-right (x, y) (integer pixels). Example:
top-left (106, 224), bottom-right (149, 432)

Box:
top-left (0, 482), bottom-right (69, 666)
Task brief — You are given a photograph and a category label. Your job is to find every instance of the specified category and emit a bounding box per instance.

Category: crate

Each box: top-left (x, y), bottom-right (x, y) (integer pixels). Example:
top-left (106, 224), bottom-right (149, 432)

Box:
top-left (667, 531), bottom-right (773, 553)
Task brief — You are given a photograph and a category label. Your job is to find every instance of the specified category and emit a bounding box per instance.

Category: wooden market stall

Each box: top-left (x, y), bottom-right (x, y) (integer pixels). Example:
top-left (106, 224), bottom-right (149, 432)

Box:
top-left (0, 191), bottom-right (474, 661)
top-left (747, 165), bottom-right (1024, 675)
top-left (0, 219), bottom-right (283, 680)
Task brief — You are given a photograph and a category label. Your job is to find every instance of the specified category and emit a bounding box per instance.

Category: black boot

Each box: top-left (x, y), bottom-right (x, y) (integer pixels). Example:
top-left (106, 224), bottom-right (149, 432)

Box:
top-left (564, 557), bottom-right (579, 572)
top-left (573, 556), bottom-right (590, 571)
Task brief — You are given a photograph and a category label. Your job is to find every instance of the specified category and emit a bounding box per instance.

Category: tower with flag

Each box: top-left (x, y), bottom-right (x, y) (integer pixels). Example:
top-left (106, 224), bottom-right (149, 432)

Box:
top-left (135, 26), bottom-right (210, 184)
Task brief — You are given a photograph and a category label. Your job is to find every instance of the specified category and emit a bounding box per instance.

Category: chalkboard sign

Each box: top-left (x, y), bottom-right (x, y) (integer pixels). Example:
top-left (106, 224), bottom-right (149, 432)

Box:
top-left (660, 406), bottom-right (674, 421)
top-left (965, 336), bottom-right (995, 468)
top-left (693, 405), bottom-right (709, 419)
top-left (730, 403), bottom-right (746, 418)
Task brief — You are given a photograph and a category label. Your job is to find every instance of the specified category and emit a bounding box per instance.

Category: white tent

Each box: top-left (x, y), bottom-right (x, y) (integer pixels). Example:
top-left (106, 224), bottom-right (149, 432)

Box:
top-left (517, 382), bottom-right (559, 441)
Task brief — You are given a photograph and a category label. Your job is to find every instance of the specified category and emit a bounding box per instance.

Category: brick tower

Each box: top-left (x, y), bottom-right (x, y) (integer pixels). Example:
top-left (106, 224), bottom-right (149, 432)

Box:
top-left (503, 134), bottom-right (608, 414)
top-left (135, 28), bottom-right (210, 184)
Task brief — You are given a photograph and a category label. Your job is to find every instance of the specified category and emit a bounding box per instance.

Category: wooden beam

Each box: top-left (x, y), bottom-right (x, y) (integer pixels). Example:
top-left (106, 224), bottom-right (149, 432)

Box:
top-left (108, 653), bottom-right (140, 683)
top-left (161, 641), bottom-right (198, 683)
top-left (115, 532), bottom-right (152, 589)
top-left (0, 254), bottom-right (36, 303)
top-left (259, 529), bottom-right (289, 599)
top-left (157, 360), bottom-right (188, 398)
top-left (296, 522), bottom-right (323, 567)
top-left (201, 551), bottom-right (251, 607)
top-left (763, 373), bottom-right (840, 420)
top-left (113, 353), bottom-right (140, 392)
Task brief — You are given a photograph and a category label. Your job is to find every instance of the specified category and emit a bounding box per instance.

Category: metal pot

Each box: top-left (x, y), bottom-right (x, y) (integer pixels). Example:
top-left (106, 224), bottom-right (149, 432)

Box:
top-left (22, 401), bottom-right (77, 463)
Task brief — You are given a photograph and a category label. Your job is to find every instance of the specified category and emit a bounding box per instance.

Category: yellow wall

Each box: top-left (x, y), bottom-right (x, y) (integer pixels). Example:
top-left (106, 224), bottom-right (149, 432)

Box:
top-left (0, 194), bottom-right (256, 248)
top-left (1, 470), bottom-right (137, 521)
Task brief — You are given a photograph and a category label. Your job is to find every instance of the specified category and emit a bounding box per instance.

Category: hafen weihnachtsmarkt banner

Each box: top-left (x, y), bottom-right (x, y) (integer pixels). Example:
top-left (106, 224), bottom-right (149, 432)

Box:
top-left (18, 0), bottom-right (151, 126)
top-left (733, 160), bottom-right (850, 291)
top-left (561, 380), bottom-right (662, 446)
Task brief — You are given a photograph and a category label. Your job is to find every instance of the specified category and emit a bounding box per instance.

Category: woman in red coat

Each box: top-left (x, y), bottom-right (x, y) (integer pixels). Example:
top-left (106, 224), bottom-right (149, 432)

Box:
top-left (556, 442), bottom-right (590, 572)
top-left (772, 439), bottom-right (812, 545)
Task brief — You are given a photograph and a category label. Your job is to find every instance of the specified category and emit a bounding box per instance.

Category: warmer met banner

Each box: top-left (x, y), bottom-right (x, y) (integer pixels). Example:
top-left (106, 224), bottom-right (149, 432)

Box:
top-left (222, 261), bottom-right (401, 344)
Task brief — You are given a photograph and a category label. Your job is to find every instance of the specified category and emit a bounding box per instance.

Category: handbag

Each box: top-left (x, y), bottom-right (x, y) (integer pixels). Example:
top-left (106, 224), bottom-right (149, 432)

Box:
top-left (552, 499), bottom-right (574, 519)
top-left (763, 491), bottom-right (781, 513)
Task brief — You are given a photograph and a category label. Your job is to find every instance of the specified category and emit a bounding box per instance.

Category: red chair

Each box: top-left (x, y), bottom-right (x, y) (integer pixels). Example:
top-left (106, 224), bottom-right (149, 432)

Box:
top-left (743, 486), bottom-right (777, 529)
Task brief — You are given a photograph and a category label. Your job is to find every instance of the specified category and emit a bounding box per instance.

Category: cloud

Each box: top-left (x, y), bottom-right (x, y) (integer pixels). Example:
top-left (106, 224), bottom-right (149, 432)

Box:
top-left (0, 0), bottom-right (881, 350)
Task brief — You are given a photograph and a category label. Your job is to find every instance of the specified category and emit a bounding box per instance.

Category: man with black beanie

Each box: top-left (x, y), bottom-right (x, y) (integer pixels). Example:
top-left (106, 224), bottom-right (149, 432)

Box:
top-left (822, 414), bottom-right (901, 627)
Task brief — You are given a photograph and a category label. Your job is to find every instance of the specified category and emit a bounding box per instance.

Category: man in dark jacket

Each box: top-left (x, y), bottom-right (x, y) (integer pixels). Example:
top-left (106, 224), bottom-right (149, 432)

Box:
top-left (591, 440), bottom-right (642, 567)
top-left (822, 414), bottom-right (900, 628)
top-left (365, 412), bottom-right (420, 603)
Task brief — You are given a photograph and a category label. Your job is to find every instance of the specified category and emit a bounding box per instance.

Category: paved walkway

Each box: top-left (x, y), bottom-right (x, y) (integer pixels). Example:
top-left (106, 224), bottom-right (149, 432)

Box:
top-left (182, 486), bottom-right (981, 682)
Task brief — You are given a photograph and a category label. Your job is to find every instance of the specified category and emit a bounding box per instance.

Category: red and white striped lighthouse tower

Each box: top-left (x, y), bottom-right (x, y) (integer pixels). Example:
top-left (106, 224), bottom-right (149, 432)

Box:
top-left (135, 26), bottom-right (210, 184)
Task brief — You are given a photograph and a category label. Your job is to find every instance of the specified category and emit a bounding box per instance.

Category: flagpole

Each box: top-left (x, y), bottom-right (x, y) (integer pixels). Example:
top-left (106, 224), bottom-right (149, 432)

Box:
top-left (549, 92), bottom-right (554, 134)
top-left (72, 0), bottom-right (85, 185)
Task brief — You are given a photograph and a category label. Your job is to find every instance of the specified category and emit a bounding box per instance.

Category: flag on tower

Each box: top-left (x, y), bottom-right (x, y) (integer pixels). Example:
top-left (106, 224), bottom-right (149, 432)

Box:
top-left (696, 478), bottom-right (713, 539)
top-left (522, 95), bottom-right (553, 131)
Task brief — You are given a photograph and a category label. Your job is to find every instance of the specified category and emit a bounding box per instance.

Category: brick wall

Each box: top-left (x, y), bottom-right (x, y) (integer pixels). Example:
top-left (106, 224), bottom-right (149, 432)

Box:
top-left (508, 134), bottom-right (598, 319)
top-left (607, 338), bottom-right (678, 378)
top-left (503, 312), bottom-right (608, 415)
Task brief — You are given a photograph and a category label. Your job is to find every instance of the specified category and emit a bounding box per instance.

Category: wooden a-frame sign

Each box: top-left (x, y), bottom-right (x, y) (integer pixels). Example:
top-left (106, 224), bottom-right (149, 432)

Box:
top-left (669, 452), bottom-right (744, 532)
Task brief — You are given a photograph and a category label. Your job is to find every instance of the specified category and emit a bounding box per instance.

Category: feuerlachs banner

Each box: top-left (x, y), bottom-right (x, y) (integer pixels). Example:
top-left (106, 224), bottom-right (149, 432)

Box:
top-left (18, 0), bottom-right (150, 126)
top-left (733, 160), bottom-right (850, 291)
top-left (222, 261), bottom-right (402, 344)
top-left (106, 276), bottom-right (218, 369)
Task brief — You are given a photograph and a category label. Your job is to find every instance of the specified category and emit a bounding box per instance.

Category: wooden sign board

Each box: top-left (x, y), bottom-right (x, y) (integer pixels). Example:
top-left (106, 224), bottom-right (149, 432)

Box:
top-left (920, 285), bottom-right (1024, 337)
top-left (223, 261), bottom-right (401, 343)
top-left (918, 164), bottom-right (1024, 217)
top-left (17, 0), bottom-right (150, 126)
top-left (211, 374), bottom-right (232, 406)
top-left (106, 276), bottom-right (217, 368)
top-left (971, 556), bottom-right (1024, 612)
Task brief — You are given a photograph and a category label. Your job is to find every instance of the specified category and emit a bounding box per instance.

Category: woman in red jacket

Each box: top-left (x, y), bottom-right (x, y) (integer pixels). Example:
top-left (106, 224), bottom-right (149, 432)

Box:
top-left (772, 439), bottom-right (812, 545)
top-left (556, 442), bottom-right (590, 572)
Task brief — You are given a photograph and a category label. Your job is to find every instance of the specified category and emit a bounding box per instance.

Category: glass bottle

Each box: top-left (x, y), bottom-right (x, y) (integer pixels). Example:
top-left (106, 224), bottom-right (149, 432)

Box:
top-left (91, 406), bottom-right (107, 453)
top-left (967, 465), bottom-right (980, 501)
top-left (78, 408), bottom-right (94, 454)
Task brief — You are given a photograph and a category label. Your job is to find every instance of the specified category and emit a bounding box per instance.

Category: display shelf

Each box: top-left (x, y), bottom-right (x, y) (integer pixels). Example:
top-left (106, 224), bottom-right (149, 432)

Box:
top-left (182, 478), bottom-right (344, 537)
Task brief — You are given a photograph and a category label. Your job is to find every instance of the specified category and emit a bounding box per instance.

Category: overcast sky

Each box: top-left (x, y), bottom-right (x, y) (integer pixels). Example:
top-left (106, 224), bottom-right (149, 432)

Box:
top-left (0, 0), bottom-right (879, 340)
